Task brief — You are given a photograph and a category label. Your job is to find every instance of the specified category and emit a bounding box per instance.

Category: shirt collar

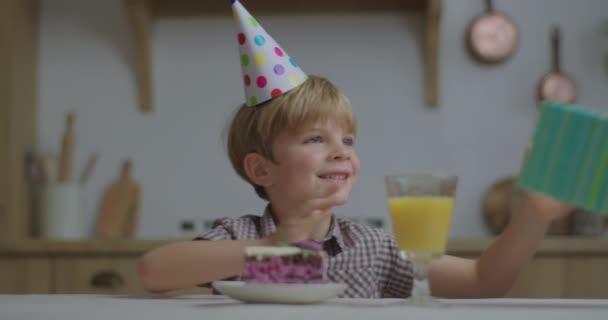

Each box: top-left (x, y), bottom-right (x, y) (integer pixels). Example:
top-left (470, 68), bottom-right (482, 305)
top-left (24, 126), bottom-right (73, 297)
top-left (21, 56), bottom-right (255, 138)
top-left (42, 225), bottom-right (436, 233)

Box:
top-left (259, 205), bottom-right (346, 250)
top-left (259, 205), bottom-right (278, 237)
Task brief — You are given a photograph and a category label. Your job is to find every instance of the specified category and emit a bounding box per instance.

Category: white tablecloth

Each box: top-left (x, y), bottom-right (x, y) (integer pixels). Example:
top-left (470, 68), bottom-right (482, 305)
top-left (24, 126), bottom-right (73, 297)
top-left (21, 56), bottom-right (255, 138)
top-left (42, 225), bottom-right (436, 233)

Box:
top-left (1, 294), bottom-right (607, 320)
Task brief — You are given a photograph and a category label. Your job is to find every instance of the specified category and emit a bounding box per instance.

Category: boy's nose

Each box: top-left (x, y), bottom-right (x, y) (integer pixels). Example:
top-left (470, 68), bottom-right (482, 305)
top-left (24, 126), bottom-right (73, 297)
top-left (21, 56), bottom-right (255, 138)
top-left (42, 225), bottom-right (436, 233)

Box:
top-left (330, 143), bottom-right (351, 161)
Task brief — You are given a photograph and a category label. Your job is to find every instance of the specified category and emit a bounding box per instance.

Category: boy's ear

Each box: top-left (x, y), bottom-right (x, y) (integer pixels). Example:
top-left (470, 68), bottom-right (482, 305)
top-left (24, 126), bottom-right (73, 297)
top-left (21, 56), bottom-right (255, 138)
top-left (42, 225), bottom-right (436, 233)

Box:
top-left (243, 153), bottom-right (273, 187)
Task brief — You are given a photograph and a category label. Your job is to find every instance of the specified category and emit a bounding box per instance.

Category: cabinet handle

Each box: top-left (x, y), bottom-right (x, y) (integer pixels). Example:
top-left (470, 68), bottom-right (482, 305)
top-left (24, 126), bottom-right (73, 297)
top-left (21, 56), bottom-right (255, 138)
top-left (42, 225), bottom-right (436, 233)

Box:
top-left (90, 270), bottom-right (125, 289)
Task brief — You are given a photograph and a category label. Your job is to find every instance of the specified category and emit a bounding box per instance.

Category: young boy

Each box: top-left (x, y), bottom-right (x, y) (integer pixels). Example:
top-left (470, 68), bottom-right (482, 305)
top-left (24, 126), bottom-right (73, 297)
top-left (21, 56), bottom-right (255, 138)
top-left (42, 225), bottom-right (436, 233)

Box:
top-left (137, 1), bottom-right (572, 298)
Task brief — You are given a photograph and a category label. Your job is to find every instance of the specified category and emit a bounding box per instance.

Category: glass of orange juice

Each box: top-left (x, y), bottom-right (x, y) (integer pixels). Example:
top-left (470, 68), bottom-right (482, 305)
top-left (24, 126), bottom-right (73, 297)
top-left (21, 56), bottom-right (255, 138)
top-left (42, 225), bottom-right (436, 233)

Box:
top-left (385, 173), bottom-right (458, 306)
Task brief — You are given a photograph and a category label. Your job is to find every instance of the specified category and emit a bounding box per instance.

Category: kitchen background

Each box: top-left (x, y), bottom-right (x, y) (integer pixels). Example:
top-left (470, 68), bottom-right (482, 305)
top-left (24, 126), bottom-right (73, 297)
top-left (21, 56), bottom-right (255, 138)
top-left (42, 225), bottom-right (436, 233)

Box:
top-left (36, 0), bottom-right (608, 239)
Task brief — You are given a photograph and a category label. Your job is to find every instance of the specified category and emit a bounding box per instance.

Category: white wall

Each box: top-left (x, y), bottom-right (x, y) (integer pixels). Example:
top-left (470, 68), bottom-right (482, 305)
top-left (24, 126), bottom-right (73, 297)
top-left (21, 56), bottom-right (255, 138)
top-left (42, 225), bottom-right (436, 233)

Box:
top-left (38, 0), bottom-right (608, 239)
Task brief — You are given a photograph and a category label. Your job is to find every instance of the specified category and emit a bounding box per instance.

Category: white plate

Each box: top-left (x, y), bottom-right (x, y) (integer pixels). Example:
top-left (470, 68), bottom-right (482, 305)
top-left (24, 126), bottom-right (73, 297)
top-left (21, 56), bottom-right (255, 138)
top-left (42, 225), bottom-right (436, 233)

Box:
top-left (212, 281), bottom-right (347, 304)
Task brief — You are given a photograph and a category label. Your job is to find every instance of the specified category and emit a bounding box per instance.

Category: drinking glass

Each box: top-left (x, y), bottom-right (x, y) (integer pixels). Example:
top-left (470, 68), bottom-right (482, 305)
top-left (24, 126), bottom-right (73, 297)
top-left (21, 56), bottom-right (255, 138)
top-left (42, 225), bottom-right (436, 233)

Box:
top-left (385, 173), bottom-right (458, 306)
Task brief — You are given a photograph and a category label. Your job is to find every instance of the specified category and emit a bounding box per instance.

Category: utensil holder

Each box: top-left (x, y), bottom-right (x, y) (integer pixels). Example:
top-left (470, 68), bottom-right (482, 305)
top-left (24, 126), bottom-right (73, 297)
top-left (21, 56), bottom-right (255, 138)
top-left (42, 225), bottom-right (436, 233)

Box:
top-left (39, 182), bottom-right (86, 239)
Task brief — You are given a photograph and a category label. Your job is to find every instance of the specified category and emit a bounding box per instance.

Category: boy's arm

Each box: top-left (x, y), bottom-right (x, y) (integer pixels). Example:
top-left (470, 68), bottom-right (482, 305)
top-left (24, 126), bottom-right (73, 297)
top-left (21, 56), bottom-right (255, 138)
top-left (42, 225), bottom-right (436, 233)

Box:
top-left (138, 237), bottom-right (275, 293)
top-left (428, 201), bottom-right (552, 298)
top-left (138, 184), bottom-right (344, 294)
top-left (137, 205), bottom-right (332, 293)
top-left (428, 144), bottom-right (572, 298)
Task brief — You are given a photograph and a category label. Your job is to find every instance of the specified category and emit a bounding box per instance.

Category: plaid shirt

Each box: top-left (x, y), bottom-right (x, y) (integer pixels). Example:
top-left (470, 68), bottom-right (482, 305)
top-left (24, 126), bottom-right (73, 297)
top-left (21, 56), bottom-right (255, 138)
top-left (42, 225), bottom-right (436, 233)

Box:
top-left (196, 207), bottom-right (413, 298)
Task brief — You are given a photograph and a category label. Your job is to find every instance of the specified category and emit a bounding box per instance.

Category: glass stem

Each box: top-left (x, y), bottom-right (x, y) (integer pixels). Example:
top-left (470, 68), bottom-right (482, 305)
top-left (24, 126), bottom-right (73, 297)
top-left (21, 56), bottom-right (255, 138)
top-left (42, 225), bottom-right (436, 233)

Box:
top-left (401, 251), bottom-right (434, 305)
top-left (412, 259), bottom-right (431, 304)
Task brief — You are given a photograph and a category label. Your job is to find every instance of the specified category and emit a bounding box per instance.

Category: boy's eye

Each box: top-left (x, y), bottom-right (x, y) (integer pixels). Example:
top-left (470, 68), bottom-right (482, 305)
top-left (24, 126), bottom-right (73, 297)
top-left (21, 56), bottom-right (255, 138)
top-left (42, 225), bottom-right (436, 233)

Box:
top-left (343, 137), bottom-right (355, 146)
top-left (305, 136), bottom-right (323, 144)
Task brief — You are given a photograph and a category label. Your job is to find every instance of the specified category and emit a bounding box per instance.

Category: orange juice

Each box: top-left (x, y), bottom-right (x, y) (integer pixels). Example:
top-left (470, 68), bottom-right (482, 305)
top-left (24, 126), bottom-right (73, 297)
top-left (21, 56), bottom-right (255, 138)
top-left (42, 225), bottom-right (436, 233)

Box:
top-left (388, 196), bottom-right (454, 254)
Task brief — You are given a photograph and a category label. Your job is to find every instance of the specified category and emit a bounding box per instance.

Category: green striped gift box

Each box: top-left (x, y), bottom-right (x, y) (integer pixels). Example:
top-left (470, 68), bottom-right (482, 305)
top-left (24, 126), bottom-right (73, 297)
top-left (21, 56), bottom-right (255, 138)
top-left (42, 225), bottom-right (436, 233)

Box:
top-left (517, 100), bottom-right (608, 216)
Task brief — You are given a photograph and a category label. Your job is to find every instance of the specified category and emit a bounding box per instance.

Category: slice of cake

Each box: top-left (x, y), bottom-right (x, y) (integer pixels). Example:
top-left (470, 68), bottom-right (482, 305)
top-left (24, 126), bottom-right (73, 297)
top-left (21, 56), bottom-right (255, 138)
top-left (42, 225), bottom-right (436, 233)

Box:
top-left (518, 100), bottom-right (608, 215)
top-left (241, 241), bottom-right (327, 284)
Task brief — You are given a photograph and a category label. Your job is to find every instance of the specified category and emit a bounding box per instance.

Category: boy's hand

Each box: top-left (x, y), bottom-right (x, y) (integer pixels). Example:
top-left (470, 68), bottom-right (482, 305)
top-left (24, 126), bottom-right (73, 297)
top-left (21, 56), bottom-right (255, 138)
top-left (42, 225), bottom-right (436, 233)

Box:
top-left (270, 184), bottom-right (343, 244)
top-left (519, 191), bottom-right (574, 224)
top-left (517, 144), bottom-right (574, 224)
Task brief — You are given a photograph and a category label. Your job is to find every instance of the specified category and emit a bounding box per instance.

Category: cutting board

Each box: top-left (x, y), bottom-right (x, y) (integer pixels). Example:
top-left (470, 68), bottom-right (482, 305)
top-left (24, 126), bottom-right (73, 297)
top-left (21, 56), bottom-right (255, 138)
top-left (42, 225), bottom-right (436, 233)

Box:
top-left (95, 160), bottom-right (140, 239)
top-left (483, 176), bottom-right (516, 234)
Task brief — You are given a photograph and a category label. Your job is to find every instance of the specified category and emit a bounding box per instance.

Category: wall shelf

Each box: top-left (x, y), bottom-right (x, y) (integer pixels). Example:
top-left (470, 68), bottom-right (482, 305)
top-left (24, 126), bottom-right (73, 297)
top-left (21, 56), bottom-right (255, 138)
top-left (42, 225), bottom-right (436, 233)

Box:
top-left (125, 0), bottom-right (442, 113)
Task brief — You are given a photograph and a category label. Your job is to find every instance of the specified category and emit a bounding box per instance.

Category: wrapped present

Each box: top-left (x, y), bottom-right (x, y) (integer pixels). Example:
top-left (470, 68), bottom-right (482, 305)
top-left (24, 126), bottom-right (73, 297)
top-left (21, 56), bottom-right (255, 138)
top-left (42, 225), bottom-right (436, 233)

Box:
top-left (518, 100), bottom-right (608, 215)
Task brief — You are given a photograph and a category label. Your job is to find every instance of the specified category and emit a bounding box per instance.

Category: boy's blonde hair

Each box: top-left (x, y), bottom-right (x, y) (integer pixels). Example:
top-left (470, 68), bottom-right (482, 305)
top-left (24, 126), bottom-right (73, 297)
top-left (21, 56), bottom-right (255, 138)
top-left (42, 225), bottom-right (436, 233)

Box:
top-left (226, 75), bottom-right (357, 200)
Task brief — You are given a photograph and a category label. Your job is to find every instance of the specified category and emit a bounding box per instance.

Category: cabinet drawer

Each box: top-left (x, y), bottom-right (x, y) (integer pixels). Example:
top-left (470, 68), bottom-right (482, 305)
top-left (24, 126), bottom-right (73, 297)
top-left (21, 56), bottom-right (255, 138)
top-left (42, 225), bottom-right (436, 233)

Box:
top-left (507, 257), bottom-right (565, 298)
top-left (0, 257), bottom-right (51, 293)
top-left (563, 256), bottom-right (608, 298)
top-left (53, 257), bottom-right (145, 294)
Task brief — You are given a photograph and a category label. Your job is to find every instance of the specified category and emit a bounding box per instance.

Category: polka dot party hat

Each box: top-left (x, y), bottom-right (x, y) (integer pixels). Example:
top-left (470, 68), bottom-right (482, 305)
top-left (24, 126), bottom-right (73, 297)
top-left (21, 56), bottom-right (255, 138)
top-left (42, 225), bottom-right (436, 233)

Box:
top-left (231, 0), bottom-right (308, 107)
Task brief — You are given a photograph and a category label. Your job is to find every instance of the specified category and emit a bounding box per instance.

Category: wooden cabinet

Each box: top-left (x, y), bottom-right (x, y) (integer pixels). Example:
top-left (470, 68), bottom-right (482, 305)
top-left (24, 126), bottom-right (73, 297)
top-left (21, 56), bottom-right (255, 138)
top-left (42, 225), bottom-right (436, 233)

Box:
top-left (53, 257), bottom-right (145, 294)
top-left (508, 257), bottom-right (565, 298)
top-left (562, 256), bottom-right (608, 298)
top-left (499, 256), bottom-right (608, 298)
top-left (0, 257), bottom-right (51, 293)
top-left (0, 0), bottom-right (39, 242)
top-left (0, 240), bottom-right (212, 295)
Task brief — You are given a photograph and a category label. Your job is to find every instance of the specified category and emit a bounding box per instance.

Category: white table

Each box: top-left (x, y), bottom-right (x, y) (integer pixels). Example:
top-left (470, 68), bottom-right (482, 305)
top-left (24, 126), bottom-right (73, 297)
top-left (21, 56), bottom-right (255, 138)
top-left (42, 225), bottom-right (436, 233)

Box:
top-left (1, 294), bottom-right (607, 320)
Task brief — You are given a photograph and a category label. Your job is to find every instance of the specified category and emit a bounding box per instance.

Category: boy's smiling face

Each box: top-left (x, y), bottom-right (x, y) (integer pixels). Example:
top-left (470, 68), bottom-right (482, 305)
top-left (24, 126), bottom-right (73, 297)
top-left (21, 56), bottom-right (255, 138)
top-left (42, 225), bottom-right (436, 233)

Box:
top-left (265, 119), bottom-right (359, 205)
